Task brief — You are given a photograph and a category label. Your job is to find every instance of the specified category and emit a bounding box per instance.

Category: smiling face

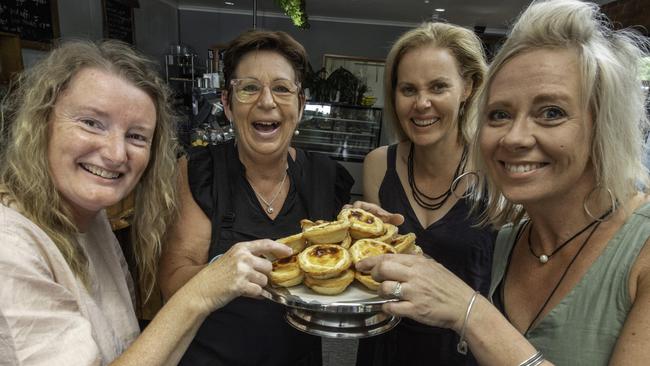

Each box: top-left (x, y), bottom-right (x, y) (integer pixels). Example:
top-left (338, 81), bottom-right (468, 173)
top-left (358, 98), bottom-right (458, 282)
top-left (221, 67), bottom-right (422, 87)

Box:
top-left (479, 48), bottom-right (595, 206)
top-left (223, 50), bottom-right (302, 160)
top-left (394, 45), bottom-right (470, 147)
top-left (48, 67), bottom-right (156, 225)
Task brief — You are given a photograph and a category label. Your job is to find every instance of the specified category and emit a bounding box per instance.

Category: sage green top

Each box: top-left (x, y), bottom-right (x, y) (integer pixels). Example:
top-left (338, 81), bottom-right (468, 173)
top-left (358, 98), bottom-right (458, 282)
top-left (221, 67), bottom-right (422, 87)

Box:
top-left (488, 203), bottom-right (650, 366)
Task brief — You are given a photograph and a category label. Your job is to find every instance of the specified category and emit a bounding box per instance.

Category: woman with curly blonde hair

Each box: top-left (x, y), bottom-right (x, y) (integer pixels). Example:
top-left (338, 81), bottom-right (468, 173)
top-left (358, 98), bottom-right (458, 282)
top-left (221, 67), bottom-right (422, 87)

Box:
top-left (0, 39), bottom-right (291, 365)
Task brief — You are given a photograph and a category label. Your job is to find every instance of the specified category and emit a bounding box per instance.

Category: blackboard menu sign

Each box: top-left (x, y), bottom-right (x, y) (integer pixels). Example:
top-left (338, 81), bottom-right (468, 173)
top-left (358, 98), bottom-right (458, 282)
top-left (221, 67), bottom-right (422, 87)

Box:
top-left (0, 0), bottom-right (60, 49)
top-left (102, 0), bottom-right (136, 44)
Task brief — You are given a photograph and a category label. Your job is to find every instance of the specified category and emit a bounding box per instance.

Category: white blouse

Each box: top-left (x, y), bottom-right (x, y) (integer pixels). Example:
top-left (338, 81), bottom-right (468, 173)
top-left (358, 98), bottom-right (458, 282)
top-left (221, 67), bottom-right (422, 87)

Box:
top-left (0, 204), bottom-right (140, 365)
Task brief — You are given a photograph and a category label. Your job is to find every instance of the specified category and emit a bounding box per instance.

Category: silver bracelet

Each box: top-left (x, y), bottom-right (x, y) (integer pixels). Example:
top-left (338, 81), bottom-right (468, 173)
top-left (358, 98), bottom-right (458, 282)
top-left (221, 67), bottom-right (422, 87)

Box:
top-left (519, 351), bottom-right (545, 366)
top-left (208, 254), bottom-right (224, 265)
top-left (456, 291), bottom-right (479, 355)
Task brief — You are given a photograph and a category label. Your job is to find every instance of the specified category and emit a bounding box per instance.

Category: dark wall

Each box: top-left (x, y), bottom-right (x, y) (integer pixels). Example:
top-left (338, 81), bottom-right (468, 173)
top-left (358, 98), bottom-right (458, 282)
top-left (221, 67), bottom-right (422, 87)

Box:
top-left (601, 0), bottom-right (650, 35)
top-left (21, 0), bottom-right (177, 69)
top-left (179, 10), bottom-right (411, 70)
top-left (134, 0), bottom-right (179, 65)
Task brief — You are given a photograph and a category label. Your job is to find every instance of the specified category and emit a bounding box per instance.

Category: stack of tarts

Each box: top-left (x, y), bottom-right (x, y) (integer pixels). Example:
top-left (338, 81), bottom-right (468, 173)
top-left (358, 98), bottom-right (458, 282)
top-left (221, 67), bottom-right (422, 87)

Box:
top-left (269, 207), bottom-right (422, 295)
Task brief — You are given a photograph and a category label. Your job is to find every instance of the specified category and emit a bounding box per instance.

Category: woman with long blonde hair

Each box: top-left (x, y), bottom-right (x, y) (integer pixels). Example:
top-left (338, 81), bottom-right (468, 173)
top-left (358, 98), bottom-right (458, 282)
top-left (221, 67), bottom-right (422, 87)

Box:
top-left (0, 39), bottom-right (290, 365)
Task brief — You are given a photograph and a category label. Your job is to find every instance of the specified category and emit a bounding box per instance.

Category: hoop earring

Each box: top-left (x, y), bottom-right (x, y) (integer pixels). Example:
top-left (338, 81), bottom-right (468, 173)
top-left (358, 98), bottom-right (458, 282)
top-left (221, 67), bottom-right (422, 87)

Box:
top-left (583, 185), bottom-right (616, 222)
top-left (451, 171), bottom-right (479, 199)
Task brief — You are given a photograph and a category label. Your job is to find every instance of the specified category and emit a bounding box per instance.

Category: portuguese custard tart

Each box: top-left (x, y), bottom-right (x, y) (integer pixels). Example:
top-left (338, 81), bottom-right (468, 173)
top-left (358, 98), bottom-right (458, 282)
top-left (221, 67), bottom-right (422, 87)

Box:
top-left (355, 271), bottom-right (380, 291)
top-left (407, 244), bottom-right (423, 256)
top-left (298, 244), bottom-right (351, 279)
top-left (300, 219), bottom-right (328, 232)
top-left (337, 208), bottom-right (384, 239)
top-left (349, 239), bottom-right (396, 265)
top-left (339, 233), bottom-right (352, 249)
top-left (270, 255), bottom-right (304, 287)
top-left (388, 232), bottom-right (416, 254)
top-left (373, 223), bottom-right (398, 243)
top-left (304, 269), bottom-right (354, 295)
top-left (302, 219), bottom-right (351, 244)
top-left (276, 232), bottom-right (307, 256)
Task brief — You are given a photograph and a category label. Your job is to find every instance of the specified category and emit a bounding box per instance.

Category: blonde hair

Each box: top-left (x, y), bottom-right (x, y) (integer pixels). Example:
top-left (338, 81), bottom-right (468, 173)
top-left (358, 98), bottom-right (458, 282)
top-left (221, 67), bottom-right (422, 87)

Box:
top-left (0, 40), bottom-right (179, 300)
top-left (384, 22), bottom-right (487, 145)
top-left (471, 0), bottom-right (650, 226)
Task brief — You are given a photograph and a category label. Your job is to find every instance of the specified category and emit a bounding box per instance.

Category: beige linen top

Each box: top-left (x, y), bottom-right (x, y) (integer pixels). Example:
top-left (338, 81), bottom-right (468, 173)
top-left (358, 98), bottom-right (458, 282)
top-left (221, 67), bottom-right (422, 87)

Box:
top-left (0, 203), bottom-right (140, 366)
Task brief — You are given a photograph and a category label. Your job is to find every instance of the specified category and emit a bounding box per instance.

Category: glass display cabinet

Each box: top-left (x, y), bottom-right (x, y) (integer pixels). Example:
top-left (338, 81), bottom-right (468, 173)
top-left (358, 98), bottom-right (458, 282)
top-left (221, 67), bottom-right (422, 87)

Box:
top-left (293, 102), bottom-right (382, 163)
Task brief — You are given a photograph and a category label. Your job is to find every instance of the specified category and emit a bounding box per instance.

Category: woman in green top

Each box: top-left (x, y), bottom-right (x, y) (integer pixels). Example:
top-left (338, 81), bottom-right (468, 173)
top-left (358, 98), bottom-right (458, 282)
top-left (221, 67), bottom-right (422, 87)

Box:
top-left (355, 0), bottom-right (650, 364)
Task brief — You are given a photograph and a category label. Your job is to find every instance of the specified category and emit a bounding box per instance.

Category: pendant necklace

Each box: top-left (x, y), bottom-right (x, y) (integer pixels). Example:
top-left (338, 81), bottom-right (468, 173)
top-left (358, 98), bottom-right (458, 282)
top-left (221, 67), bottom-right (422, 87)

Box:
top-left (527, 208), bottom-right (612, 264)
top-left (407, 143), bottom-right (467, 211)
top-left (250, 169), bottom-right (288, 214)
top-left (523, 210), bottom-right (609, 334)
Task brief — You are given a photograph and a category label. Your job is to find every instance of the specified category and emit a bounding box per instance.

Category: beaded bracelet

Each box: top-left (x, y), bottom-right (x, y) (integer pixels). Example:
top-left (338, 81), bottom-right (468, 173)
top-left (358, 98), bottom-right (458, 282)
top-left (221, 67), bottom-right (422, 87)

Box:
top-left (456, 291), bottom-right (479, 355)
top-left (519, 351), bottom-right (545, 366)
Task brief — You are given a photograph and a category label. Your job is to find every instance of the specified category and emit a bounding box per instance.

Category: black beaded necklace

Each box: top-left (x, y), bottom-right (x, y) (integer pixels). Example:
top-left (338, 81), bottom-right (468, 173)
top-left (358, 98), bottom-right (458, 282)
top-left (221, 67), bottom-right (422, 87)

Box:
top-left (527, 208), bottom-right (612, 264)
top-left (407, 142), bottom-right (467, 211)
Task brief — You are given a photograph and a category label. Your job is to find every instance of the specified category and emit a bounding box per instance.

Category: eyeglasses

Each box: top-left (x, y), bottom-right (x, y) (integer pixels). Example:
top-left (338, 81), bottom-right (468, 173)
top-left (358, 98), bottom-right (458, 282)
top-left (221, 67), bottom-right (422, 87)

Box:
top-left (230, 78), bottom-right (301, 105)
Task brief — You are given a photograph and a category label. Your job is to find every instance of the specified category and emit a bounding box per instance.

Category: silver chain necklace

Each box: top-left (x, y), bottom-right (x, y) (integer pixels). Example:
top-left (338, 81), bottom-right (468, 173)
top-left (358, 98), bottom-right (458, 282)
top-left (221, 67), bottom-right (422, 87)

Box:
top-left (250, 170), bottom-right (288, 214)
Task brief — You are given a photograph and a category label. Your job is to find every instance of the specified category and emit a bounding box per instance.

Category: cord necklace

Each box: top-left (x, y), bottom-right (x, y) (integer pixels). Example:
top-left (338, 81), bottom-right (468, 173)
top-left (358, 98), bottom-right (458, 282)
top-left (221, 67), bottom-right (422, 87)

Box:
top-left (524, 208), bottom-right (611, 334)
top-left (527, 208), bottom-right (612, 264)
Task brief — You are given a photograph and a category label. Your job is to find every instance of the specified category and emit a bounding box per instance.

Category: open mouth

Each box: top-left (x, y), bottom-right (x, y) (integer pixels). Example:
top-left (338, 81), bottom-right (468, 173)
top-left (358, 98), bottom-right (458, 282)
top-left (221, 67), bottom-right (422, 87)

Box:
top-left (503, 162), bottom-right (547, 173)
top-left (81, 163), bottom-right (121, 179)
top-left (253, 121), bottom-right (281, 133)
top-left (410, 118), bottom-right (440, 127)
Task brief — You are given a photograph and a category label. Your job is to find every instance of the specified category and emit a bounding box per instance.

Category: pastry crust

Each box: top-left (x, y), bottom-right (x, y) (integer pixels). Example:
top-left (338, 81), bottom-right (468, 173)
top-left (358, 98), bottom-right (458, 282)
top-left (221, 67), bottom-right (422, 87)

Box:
top-left (373, 223), bottom-right (398, 243)
top-left (276, 232), bottom-right (307, 256)
top-left (337, 208), bottom-right (384, 239)
top-left (298, 244), bottom-right (351, 279)
top-left (304, 269), bottom-right (354, 295)
top-left (355, 271), bottom-right (380, 291)
top-left (407, 244), bottom-right (423, 256)
top-left (300, 219), bottom-right (327, 232)
top-left (349, 239), bottom-right (396, 265)
top-left (302, 219), bottom-right (350, 244)
top-left (339, 233), bottom-right (352, 249)
top-left (388, 233), bottom-right (416, 254)
top-left (270, 255), bottom-right (303, 287)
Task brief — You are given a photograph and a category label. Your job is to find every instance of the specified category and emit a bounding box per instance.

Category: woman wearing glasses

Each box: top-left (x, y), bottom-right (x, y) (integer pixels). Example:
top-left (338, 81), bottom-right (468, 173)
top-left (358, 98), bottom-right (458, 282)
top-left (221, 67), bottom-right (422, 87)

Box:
top-left (159, 30), bottom-right (353, 366)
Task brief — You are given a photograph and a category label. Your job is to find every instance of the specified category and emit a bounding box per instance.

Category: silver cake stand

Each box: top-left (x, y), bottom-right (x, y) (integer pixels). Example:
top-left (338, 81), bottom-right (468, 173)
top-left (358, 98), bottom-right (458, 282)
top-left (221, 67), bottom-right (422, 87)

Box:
top-left (263, 283), bottom-right (400, 339)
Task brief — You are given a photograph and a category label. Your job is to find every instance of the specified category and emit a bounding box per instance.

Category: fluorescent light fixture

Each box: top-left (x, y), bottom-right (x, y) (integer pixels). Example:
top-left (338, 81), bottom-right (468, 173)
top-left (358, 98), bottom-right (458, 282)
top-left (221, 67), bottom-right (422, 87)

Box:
top-left (435, 8), bottom-right (445, 12)
top-left (224, 1), bottom-right (235, 5)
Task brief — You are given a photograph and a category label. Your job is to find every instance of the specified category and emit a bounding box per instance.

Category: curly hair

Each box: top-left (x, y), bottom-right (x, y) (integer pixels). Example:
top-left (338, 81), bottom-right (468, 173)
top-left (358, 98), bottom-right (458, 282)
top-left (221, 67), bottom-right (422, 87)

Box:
top-left (0, 39), bottom-right (179, 300)
top-left (471, 0), bottom-right (650, 226)
top-left (384, 22), bottom-right (488, 145)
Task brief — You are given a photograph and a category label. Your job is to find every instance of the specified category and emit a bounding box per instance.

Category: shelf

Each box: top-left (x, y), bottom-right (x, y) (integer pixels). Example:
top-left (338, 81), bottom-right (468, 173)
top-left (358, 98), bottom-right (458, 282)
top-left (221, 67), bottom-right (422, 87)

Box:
top-left (303, 116), bottom-right (379, 125)
top-left (293, 139), bottom-right (372, 150)
top-left (298, 128), bottom-right (376, 137)
top-left (168, 77), bottom-right (194, 82)
top-left (297, 102), bottom-right (382, 163)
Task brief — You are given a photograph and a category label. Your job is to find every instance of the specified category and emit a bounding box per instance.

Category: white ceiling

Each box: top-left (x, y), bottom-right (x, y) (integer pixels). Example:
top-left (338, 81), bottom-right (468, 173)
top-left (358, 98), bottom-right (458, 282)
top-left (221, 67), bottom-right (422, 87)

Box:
top-left (176, 0), bottom-right (612, 33)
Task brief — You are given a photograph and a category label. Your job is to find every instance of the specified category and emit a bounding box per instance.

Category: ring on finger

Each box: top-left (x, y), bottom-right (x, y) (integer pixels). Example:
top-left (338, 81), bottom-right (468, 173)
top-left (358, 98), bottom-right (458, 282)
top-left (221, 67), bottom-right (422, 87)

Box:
top-left (390, 281), bottom-right (403, 299)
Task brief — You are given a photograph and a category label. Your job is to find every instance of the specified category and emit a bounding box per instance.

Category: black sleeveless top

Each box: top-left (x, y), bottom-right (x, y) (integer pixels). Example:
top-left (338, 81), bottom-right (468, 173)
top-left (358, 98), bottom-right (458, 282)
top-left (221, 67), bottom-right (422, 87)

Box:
top-left (179, 140), bottom-right (353, 366)
top-left (357, 144), bottom-right (495, 366)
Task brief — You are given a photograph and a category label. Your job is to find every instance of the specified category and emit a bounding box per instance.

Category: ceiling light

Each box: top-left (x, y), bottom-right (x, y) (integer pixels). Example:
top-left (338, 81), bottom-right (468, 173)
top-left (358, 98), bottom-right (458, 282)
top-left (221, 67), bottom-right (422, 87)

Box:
top-left (424, 0), bottom-right (430, 3)
top-left (435, 8), bottom-right (445, 12)
top-left (224, 1), bottom-right (234, 5)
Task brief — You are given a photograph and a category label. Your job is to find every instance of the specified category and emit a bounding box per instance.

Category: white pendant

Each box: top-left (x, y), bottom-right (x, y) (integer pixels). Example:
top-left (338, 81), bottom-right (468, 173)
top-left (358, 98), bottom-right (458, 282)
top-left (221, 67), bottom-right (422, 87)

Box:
top-left (539, 254), bottom-right (549, 264)
top-left (266, 206), bottom-right (274, 214)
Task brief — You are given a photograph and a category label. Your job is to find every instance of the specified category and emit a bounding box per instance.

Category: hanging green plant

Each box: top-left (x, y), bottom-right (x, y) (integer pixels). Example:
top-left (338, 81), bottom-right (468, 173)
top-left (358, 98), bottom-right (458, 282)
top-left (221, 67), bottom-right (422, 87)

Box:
top-left (274, 0), bottom-right (310, 29)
